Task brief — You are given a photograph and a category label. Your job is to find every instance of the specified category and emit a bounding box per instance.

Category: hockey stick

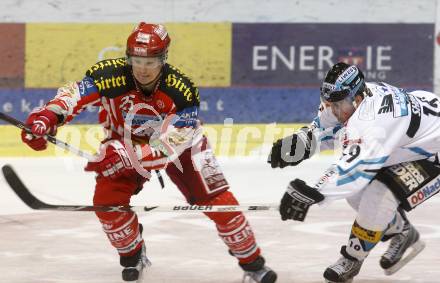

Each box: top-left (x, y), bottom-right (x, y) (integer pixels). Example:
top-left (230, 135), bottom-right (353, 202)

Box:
top-left (1, 164), bottom-right (279, 213)
top-left (0, 112), bottom-right (164, 188)
top-left (0, 112), bottom-right (93, 160)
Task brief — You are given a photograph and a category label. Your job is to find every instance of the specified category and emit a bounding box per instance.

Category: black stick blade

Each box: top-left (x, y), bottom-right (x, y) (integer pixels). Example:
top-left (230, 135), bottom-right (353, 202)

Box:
top-left (2, 164), bottom-right (52, 209)
top-left (1, 165), bottom-right (136, 212)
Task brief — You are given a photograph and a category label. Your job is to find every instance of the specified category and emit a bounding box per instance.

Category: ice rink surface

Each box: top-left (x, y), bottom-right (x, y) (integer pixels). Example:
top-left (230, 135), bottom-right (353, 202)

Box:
top-left (0, 156), bottom-right (439, 283)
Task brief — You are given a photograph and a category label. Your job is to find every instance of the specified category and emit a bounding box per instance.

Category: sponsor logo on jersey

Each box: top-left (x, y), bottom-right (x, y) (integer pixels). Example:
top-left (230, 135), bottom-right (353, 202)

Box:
top-left (407, 176), bottom-right (440, 208)
top-left (378, 94), bottom-right (393, 114)
top-left (88, 58), bottom-right (126, 75)
top-left (122, 112), bottom-right (163, 124)
top-left (389, 162), bottom-right (427, 191)
top-left (391, 89), bottom-right (409, 117)
top-left (78, 77), bottom-right (99, 97)
top-left (375, 84), bottom-right (408, 117)
top-left (122, 111), bottom-right (164, 136)
top-left (174, 106), bottom-right (199, 128)
top-left (165, 73), bottom-right (200, 102)
top-left (94, 75), bottom-right (127, 92)
top-left (314, 168), bottom-right (336, 190)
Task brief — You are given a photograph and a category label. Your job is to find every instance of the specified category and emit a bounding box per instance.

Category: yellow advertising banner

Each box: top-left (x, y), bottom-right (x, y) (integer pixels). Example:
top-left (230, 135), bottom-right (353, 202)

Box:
top-left (25, 23), bottom-right (131, 88)
top-left (25, 23), bottom-right (231, 88)
top-left (0, 123), bottom-right (305, 157)
top-left (166, 23), bottom-right (231, 87)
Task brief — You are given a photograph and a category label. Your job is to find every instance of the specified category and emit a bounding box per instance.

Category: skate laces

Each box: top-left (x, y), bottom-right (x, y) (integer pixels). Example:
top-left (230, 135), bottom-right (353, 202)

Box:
top-left (384, 235), bottom-right (405, 259)
top-left (331, 256), bottom-right (356, 275)
top-left (383, 224), bottom-right (412, 260)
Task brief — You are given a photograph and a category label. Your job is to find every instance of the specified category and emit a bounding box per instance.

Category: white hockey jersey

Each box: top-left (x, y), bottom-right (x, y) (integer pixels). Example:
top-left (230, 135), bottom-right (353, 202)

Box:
top-left (311, 82), bottom-right (440, 202)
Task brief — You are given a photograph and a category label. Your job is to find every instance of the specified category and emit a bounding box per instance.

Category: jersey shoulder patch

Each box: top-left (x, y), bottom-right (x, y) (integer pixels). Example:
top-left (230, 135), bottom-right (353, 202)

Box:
top-left (372, 82), bottom-right (409, 118)
top-left (159, 64), bottom-right (200, 110)
top-left (85, 58), bottom-right (135, 98)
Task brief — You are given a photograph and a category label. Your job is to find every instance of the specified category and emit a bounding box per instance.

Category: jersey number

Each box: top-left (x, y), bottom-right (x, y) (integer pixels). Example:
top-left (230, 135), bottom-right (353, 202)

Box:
top-left (343, 144), bottom-right (361, 163)
top-left (420, 97), bottom-right (440, 117)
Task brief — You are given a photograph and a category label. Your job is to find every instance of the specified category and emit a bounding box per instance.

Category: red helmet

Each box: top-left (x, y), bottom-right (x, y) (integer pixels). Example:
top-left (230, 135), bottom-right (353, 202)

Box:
top-left (126, 22), bottom-right (171, 58)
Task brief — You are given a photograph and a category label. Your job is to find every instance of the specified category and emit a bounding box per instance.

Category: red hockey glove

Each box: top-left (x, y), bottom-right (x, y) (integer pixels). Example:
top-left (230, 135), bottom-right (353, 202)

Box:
top-left (85, 140), bottom-right (136, 179)
top-left (21, 108), bottom-right (59, 151)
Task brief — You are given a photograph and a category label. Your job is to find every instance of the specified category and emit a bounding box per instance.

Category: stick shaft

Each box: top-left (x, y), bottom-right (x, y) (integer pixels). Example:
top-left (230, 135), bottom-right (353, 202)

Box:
top-left (0, 112), bottom-right (93, 160)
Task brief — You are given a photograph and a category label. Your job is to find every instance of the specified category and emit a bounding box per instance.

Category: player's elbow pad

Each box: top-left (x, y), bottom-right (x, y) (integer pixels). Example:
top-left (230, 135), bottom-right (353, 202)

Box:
top-left (47, 82), bottom-right (82, 119)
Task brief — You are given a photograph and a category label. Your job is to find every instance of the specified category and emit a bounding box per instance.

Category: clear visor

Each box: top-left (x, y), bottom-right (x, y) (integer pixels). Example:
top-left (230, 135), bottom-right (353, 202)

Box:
top-left (129, 56), bottom-right (165, 69)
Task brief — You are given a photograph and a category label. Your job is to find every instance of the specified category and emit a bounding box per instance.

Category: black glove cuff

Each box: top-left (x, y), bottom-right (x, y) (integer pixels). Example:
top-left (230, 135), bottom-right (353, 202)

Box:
top-left (287, 179), bottom-right (325, 204)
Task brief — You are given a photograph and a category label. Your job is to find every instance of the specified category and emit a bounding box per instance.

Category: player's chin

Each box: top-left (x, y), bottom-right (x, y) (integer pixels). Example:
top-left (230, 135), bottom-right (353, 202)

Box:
top-left (137, 77), bottom-right (153, 85)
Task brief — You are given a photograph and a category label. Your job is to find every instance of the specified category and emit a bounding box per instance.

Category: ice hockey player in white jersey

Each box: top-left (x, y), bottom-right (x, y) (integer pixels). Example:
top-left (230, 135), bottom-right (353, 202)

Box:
top-left (268, 62), bottom-right (440, 282)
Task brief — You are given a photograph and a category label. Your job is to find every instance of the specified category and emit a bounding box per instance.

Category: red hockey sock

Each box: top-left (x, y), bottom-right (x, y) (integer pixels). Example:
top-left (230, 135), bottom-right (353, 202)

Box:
top-left (93, 173), bottom-right (147, 257)
top-left (199, 191), bottom-right (261, 264)
top-left (96, 211), bottom-right (143, 256)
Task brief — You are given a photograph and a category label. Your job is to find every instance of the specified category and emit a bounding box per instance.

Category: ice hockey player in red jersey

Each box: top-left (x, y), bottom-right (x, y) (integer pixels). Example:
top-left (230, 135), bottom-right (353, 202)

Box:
top-left (21, 22), bottom-right (277, 283)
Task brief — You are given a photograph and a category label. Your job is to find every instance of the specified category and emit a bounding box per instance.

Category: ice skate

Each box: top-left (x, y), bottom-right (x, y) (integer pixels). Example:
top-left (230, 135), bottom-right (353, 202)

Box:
top-left (120, 242), bottom-right (152, 282)
top-left (380, 222), bottom-right (425, 275)
top-left (240, 256), bottom-right (277, 283)
top-left (323, 246), bottom-right (364, 283)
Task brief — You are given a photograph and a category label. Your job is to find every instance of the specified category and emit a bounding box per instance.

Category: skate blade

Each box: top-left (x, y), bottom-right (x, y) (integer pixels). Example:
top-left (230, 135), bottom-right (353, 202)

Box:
top-left (242, 274), bottom-right (253, 283)
top-left (324, 279), bottom-right (353, 283)
top-left (135, 259), bottom-right (152, 283)
top-left (242, 273), bottom-right (257, 283)
top-left (135, 268), bottom-right (146, 283)
top-left (384, 240), bottom-right (426, 276)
